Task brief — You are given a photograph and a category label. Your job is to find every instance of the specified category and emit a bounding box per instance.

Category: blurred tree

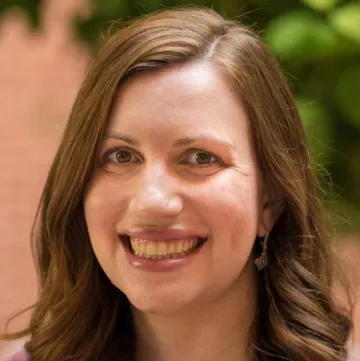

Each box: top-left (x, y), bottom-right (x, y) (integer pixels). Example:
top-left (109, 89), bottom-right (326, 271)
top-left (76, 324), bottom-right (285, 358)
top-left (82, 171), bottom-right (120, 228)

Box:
top-left (0, 0), bottom-right (42, 27)
top-left (1, 0), bottom-right (360, 231)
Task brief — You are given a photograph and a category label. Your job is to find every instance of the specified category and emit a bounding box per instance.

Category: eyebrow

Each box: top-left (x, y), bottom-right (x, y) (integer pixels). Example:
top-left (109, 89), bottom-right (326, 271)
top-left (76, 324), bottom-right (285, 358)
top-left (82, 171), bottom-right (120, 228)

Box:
top-left (104, 133), bottom-right (140, 146)
top-left (172, 136), bottom-right (236, 151)
top-left (104, 132), bottom-right (235, 151)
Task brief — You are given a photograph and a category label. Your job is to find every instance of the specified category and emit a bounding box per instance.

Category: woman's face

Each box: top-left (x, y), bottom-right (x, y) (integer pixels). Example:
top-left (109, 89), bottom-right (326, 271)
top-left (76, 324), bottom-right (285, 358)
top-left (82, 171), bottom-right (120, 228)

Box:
top-left (84, 62), bottom-right (270, 314)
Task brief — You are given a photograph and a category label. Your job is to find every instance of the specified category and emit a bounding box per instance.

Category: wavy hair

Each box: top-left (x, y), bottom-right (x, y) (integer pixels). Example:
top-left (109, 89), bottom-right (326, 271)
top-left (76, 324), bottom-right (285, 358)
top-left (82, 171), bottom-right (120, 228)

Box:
top-left (3, 7), bottom-right (352, 361)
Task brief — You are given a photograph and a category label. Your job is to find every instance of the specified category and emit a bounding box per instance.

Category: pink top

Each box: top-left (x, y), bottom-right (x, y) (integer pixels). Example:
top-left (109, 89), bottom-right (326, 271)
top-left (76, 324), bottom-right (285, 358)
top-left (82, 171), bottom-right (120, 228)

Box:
top-left (8, 351), bottom-right (29, 361)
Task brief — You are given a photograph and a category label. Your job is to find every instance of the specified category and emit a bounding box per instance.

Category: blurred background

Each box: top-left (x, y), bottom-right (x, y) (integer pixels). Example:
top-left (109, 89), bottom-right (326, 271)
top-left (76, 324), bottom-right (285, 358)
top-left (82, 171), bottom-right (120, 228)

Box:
top-left (0, 0), bottom-right (359, 357)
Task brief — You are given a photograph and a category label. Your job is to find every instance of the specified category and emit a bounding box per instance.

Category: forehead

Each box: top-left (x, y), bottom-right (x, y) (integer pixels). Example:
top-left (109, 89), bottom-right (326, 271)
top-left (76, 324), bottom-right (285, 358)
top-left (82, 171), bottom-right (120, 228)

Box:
top-left (108, 62), bottom-right (251, 146)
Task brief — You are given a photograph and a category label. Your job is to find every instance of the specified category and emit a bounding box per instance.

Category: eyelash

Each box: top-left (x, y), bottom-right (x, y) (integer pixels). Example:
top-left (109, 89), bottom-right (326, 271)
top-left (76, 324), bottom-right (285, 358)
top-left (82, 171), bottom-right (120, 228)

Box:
top-left (101, 147), bottom-right (222, 167)
top-left (101, 147), bottom-right (141, 166)
top-left (180, 149), bottom-right (220, 166)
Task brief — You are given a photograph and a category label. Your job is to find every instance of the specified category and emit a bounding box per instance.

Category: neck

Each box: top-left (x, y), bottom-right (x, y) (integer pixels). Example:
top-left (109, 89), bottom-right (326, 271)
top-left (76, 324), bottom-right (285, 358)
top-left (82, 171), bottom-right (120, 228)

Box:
top-left (132, 265), bottom-right (257, 361)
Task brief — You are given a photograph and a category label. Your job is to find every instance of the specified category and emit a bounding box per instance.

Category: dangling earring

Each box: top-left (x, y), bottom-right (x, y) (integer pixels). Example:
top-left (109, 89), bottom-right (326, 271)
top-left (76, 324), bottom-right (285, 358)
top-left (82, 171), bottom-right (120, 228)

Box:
top-left (254, 232), bottom-right (269, 271)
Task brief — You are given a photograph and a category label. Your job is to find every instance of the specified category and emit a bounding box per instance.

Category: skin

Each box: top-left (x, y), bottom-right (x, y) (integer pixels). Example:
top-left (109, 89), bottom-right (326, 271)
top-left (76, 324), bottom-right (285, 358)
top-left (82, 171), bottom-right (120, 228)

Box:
top-left (84, 62), bottom-right (279, 361)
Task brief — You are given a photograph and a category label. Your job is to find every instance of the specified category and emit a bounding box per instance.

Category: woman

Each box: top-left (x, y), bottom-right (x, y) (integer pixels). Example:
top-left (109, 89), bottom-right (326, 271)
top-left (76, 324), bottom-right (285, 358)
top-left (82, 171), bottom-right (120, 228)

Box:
top-left (3, 7), bottom-right (352, 361)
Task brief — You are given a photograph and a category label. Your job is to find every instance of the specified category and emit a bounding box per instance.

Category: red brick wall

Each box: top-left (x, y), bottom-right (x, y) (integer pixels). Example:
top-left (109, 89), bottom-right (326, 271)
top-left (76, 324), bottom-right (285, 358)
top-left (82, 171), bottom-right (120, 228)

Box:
top-left (0, 0), bottom-right (88, 353)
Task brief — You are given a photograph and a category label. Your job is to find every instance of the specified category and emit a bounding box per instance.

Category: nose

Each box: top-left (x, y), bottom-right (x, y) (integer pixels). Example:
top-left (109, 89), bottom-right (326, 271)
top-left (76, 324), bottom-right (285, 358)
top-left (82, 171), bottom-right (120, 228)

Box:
top-left (128, 163), bottom-right (183, 220)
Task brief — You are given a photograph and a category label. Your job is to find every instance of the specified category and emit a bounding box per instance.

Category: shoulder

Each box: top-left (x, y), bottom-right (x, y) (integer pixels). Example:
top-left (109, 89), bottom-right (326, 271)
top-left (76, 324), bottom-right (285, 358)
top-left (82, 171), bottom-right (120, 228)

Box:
top-left (6, 351), bottom-right (30, 361)
top-left (2, 338), bottom-right (30, 361)
top-left (348, 344), bottom-right (360, 361)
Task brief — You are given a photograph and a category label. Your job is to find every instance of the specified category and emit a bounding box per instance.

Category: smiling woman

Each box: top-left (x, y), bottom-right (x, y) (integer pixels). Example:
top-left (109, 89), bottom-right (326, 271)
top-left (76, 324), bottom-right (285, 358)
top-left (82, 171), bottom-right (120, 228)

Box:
top-left (85, 62), bottom-right (262, 316)
top-left (2, 6), bottom-right (352, 361)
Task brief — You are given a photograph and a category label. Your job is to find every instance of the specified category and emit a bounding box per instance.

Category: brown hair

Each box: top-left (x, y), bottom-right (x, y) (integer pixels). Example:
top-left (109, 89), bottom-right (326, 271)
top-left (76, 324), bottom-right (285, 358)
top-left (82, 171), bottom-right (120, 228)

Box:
top-left (3, 7), bottom-right (352, 361)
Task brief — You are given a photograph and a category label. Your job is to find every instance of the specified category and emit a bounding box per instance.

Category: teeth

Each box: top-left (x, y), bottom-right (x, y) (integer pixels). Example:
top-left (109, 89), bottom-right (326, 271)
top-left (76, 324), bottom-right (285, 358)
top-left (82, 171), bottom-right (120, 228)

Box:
top-left (147, 242), bottom-right (156, 257)
top-left (139, 243), bottom-right (146, 256)
top-left (157, 241), bottom-right (167, 256)
top-left (168, 242), bottom-right (176, 254)
top-left (129, 237), bottom-right (201, 259)
top-left (133, 241), bottom-right (140, 255)
top-left (175, 241), bottom-right (184, 254)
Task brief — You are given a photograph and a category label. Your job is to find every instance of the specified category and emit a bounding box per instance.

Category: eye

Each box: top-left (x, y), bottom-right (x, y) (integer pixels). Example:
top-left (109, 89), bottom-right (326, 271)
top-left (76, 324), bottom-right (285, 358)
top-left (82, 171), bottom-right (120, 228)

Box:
top-left (103, 148), bottom-right (141, 164)
top-left (181, 149), bottom-right (220, 166)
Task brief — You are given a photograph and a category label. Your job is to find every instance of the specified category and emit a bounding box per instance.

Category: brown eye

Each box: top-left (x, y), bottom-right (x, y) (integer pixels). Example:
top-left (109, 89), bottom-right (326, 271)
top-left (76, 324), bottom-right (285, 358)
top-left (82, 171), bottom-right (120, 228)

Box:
top-left (104, 148), bottom-right (140, 164)
top-left (196, 152), bottom-right (213, 164)
top-left (185, 149), bottom-right (218, 165)
top-left (115, 150), bottom-right (132, 163)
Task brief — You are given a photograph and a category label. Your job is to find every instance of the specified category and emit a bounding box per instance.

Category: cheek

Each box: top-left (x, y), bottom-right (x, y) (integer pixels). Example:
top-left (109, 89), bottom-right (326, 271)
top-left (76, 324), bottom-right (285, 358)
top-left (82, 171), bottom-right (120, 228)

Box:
top-left (194, 171), bottom-right (260, 228)
top-left (192, 172), bottom-right (260, 259)
top-left (83, 177), bottom-right (124, 252)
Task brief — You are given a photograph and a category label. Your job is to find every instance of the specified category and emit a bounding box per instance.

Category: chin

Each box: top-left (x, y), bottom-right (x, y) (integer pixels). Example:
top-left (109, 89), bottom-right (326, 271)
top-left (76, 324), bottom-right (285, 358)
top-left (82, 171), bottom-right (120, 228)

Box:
top-left (125, 287), bottom-right (198, 315)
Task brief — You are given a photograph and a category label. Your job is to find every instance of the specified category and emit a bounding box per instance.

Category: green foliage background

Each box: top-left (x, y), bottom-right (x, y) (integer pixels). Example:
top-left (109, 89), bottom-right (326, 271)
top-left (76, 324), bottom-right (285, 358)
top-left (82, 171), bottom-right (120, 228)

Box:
top-left (2, 0), bottom-right (360, 232)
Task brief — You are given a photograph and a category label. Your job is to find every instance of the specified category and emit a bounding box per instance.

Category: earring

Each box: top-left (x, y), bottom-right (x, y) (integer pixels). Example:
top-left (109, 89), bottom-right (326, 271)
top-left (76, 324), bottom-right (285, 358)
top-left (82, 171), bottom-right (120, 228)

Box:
top-left (254, 232), bottom-right (269, 271)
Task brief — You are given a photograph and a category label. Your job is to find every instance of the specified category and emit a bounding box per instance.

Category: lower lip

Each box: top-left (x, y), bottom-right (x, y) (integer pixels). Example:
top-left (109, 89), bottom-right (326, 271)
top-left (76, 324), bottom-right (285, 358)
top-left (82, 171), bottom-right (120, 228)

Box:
top-left (120, 238), bottom-right (206, 272)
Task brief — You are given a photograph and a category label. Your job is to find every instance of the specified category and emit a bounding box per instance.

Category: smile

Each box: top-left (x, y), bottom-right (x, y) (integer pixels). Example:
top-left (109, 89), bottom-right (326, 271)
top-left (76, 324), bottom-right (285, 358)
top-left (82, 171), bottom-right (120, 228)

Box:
top-left (119, 235), bottom-right (208, 260)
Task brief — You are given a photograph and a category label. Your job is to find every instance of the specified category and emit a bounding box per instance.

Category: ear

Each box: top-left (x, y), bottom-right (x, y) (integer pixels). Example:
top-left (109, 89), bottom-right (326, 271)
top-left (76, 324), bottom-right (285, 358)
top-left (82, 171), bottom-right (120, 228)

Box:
top-left (257, 194), bottom-right (285, 237)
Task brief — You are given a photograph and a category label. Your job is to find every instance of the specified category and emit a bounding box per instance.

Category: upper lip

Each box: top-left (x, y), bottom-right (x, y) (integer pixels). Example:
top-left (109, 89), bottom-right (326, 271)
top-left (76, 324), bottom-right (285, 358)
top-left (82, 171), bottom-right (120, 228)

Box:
top-left (119, 228), bottom-right (208, 242)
